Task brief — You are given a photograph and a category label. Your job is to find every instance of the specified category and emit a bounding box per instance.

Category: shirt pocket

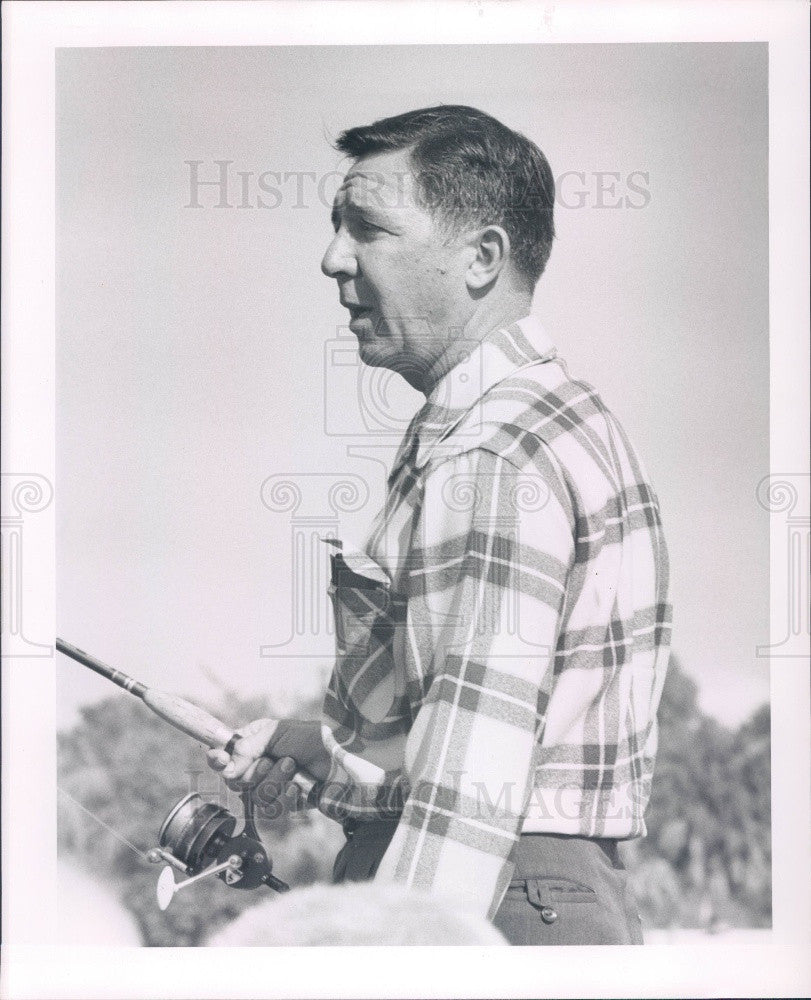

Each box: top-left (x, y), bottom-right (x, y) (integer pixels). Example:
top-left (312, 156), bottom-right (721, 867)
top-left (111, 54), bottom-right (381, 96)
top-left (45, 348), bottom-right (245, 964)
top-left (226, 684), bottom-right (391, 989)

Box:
top-left (329, 552), bottom-right (397, 723)
top-left (329, 554), bottom-right (390, 654)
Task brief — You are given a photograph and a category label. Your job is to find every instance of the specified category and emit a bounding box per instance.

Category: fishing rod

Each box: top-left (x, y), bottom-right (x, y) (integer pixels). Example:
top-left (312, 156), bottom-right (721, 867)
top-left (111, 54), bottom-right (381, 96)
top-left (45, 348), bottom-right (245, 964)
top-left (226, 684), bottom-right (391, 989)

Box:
top-left (57, 637), bottom-right (316, 907)
top-left (55, 638), bottom-right (313, 793)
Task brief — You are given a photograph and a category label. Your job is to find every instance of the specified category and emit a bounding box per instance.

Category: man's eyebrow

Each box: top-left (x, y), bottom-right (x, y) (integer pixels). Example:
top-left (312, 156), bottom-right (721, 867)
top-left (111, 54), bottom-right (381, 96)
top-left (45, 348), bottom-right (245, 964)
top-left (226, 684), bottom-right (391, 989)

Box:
top-left (342, 173), bottom-right (401, 208)
top-left (331, 191), bottom-right (391, 229)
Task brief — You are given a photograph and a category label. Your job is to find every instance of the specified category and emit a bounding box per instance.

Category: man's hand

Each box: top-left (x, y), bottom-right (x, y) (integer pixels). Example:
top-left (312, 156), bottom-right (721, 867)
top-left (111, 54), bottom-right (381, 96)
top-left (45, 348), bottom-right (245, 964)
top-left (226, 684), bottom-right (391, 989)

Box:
top-left (206, 718), bottom-right (332, 806)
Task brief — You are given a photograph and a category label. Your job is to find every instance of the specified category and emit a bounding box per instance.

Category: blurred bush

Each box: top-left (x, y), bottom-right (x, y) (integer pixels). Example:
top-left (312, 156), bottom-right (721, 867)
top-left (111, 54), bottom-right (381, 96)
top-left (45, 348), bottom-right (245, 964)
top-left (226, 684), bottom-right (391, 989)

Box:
top-left (57, 654), bottom-right (770, 944)
top-left (625, 655), bottom-right (771, 930)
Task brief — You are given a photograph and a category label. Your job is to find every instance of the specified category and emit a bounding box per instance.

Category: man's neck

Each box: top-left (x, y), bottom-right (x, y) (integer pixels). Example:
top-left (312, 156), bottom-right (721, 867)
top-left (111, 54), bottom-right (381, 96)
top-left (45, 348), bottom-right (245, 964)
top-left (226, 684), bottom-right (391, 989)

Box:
top-left (420, 295), bottom-right (533, 397)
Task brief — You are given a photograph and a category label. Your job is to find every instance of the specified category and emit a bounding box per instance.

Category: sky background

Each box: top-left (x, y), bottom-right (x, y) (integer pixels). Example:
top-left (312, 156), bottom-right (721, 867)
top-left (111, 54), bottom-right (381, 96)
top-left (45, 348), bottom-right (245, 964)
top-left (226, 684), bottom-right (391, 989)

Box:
top-left (56, 43), bottom-right (769, 728)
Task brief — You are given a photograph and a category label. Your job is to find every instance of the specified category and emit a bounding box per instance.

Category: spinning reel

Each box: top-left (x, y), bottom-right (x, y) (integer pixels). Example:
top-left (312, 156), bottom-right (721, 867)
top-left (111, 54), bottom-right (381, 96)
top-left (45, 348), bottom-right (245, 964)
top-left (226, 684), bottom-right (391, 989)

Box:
top-left (147, 786), bottom-right (289, 910)
top-left (54, 640), bottom-right (314, 912)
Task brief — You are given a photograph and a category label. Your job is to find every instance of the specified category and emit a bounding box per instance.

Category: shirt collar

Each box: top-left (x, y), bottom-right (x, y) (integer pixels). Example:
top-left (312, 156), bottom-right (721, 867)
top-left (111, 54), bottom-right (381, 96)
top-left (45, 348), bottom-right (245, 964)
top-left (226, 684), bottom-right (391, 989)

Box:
top-left (389, 316), bottom-right (557, 481)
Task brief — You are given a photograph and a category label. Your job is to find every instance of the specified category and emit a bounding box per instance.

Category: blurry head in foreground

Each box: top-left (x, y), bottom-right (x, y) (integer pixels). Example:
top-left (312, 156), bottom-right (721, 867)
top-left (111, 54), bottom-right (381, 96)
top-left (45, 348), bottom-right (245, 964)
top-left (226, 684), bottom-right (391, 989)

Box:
top-left (207, 881), bottom-right (507, 946)
top-left (58, 861), bottom-right (142, 945)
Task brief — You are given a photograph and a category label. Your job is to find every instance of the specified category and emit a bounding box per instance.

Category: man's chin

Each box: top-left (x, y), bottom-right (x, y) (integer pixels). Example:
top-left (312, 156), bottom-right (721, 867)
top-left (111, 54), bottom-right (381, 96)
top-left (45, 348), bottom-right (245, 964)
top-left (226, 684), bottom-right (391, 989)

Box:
top-left (356, 337), bottom-right (394, 369)
top-left (356, 341), bottom-right (429, 392)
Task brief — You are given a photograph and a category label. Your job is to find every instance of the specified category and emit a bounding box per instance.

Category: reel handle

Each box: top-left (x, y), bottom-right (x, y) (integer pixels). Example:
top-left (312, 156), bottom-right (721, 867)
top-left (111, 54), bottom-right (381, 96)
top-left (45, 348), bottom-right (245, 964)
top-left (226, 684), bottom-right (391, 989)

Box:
top-left (156, 855), bottom-right (242, 911)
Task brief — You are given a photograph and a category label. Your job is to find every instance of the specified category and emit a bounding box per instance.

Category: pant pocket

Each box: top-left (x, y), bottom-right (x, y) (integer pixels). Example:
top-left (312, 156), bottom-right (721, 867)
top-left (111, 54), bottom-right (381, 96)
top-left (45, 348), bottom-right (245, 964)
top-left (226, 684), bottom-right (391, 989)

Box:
top-left (494, 875), bottom-right (624, 946)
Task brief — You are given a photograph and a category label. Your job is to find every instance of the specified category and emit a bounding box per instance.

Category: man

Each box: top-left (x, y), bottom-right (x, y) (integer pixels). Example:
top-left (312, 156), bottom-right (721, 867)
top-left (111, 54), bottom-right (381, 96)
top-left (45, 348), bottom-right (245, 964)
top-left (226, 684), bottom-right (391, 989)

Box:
top-left (208, 105), bottom-right (672, 945)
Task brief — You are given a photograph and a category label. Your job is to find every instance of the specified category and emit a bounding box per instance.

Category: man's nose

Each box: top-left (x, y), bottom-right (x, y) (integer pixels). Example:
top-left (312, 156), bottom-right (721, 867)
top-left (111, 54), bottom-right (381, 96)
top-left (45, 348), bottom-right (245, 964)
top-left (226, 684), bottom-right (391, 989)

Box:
top-left (321, 230), bottom-right (356, 279)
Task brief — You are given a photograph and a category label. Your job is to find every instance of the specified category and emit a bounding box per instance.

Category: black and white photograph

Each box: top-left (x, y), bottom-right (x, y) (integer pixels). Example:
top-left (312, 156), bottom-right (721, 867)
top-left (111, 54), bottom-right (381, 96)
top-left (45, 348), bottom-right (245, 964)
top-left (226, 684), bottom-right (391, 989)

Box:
top-left (2, 2), bottom-right (809, 998)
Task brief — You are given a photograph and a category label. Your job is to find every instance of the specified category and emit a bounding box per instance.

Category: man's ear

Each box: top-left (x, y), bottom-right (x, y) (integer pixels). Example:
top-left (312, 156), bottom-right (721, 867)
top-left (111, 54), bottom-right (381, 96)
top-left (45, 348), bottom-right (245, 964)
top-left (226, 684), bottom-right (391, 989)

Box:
top-left (464, 225), bottom-right (511, 291)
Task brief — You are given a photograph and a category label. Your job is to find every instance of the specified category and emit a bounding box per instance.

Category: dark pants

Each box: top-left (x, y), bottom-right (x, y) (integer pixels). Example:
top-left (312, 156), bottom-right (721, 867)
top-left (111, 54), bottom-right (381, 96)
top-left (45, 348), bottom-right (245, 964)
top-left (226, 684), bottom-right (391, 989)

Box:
top-left (333, 820), bottom-right (643, 946)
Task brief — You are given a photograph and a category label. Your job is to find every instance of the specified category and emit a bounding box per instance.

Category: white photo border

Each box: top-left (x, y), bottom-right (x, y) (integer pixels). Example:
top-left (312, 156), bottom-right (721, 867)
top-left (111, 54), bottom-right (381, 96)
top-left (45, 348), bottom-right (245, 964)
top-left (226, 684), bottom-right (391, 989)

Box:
top-left (2, 1), bottom-right (809, 998)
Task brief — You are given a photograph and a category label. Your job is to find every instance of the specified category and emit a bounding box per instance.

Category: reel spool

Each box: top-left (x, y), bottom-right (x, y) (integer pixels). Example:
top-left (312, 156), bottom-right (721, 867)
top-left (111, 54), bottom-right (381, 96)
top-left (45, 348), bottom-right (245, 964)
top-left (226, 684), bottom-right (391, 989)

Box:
top-left (159, 793), bottom-right (236, 874)
top-left (147, 788), bottom-right (289, 909)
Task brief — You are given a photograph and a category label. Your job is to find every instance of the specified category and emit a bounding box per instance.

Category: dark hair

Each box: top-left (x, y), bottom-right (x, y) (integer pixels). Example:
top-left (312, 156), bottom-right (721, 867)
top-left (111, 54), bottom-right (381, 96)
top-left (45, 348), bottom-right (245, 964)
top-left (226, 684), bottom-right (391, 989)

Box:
top-left (335, 105), bottom-right (555, 286)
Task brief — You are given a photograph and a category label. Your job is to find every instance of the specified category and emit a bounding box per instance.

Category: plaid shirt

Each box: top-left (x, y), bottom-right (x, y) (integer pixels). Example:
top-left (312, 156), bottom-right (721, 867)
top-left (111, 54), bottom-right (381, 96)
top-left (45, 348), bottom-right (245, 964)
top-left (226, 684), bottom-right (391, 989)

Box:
top-left (316, 316), bottom-right (672, 918)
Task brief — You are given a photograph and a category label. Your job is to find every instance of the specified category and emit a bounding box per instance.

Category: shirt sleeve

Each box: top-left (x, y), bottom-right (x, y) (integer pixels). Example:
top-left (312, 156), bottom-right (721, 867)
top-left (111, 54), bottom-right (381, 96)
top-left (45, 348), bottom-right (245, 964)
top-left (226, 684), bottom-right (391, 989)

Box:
top-left (373, 446), bottom-right (576, 919)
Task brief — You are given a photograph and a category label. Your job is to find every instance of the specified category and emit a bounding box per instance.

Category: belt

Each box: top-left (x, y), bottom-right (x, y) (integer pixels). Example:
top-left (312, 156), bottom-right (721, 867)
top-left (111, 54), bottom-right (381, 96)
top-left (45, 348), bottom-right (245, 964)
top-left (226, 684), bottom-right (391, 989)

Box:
top-left (516, 831), bottom-right (623, 870)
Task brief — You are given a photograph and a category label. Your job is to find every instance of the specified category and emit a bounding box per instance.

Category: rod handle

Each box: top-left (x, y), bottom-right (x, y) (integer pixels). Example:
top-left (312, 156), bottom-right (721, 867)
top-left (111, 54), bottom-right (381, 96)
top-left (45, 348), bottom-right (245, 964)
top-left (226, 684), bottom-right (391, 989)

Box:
top-left (142, 690), bottom-right (316, 798)
top-left (142, 688), bottom-right (235, 748)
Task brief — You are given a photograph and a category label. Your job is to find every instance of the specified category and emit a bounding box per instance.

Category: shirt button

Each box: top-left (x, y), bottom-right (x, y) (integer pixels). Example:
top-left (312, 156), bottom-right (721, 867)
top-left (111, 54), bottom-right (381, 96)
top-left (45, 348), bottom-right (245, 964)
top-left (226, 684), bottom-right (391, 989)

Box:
top-left (540, 906), bottom-right (557, 924)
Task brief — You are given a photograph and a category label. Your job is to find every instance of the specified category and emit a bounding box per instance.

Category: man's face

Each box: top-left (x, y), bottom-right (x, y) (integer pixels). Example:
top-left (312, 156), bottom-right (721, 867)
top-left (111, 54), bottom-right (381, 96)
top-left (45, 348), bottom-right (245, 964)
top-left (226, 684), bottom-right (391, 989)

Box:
top-left (321, 148), bottom-right (470, 388)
